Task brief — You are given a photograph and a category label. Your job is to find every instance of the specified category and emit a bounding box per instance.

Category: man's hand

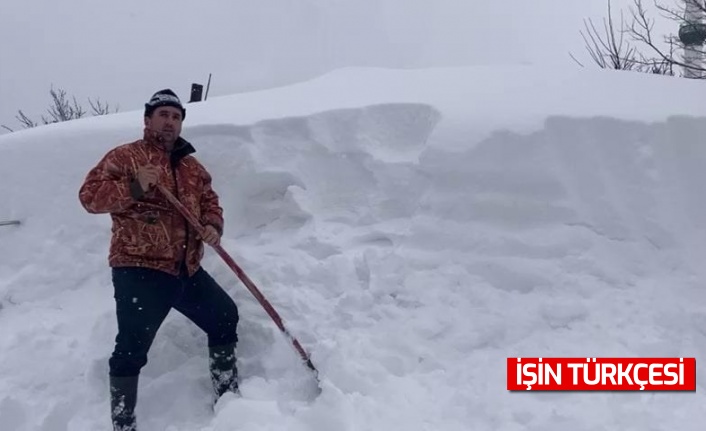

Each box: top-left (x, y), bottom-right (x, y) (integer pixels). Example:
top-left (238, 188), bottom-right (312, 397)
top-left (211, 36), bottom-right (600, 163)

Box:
top-left (199, 225), bottom-right (220, 246)
top-left (136, 165), bottom-right (160, 192)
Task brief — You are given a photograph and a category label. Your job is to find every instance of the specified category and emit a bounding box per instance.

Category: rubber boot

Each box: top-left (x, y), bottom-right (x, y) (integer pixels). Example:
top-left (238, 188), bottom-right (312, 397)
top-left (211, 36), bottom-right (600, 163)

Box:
top-left (209, 343), bottom-right (239, 401)
top-left (110, 375), bottom-right (138, 431)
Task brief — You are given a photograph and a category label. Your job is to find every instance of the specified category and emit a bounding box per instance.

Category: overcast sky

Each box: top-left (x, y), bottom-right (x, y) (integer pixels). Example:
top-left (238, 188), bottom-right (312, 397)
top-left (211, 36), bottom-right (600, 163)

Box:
top-left (0, 0), bottom-right (676, 134)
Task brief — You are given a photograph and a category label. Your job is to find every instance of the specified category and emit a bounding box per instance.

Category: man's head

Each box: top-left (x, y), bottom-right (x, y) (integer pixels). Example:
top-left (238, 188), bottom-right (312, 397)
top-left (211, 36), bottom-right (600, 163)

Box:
top-left (143, 89), bottom-right (186, 149)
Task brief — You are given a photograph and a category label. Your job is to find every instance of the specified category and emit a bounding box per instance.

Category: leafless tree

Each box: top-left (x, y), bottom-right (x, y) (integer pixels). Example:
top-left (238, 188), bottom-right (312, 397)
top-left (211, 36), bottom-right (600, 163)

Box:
top-left (641, 38), bottom-right (678, 75)
top-left (16, 110), bottom-right (38, 128)
top-left (1, 111), bottom-right (38, 132)
top-left (573, 0), bottom-right (706, 78)
top-left (41, 86), bottom-right (86, 124)
top-left (629, 0), bottom-right (706, 78)
top-left (571, 0), bottom-right (643, 71)
top-left (2, 86), bottom-right (119, 132)
top-left (88, 97), bottom-right (119, 116)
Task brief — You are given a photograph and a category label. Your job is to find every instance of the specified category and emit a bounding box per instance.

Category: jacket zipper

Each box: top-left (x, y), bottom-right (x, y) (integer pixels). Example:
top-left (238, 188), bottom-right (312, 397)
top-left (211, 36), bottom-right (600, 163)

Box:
top-left (170, 155), bottom-right (189, 276)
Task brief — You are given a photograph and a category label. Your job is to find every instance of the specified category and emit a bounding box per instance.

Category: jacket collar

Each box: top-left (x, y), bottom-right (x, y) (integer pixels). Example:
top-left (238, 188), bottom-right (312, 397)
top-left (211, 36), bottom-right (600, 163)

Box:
top-left (142, 128), bottom-right (196, 163)
top-left (171, 137), bottom-right (196, 163)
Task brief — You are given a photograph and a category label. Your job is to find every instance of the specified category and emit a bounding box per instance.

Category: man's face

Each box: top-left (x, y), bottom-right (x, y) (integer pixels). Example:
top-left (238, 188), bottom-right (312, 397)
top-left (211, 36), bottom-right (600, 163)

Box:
top-left (144, 106), bottom-right (183, 147)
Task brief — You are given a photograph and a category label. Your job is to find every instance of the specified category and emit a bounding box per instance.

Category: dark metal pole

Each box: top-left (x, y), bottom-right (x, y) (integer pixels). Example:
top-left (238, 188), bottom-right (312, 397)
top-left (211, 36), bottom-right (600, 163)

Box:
top-left (204, 73), bottom-right (212, 101)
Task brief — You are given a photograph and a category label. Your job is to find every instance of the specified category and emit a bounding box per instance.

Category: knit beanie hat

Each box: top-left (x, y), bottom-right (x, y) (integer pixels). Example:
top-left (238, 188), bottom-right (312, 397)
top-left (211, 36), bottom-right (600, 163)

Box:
top-left (144, 89), bottom-right (186, 119)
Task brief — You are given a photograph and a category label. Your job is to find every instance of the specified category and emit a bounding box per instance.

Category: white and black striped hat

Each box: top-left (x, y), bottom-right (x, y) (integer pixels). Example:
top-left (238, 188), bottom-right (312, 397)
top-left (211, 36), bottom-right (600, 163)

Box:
top-left (144, 89), bottom-right (186, 119)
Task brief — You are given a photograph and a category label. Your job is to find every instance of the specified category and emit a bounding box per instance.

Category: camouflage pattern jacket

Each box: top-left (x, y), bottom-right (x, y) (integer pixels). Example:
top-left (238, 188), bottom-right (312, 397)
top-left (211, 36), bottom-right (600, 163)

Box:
top-left (79, 130), bottom-right (223, 277)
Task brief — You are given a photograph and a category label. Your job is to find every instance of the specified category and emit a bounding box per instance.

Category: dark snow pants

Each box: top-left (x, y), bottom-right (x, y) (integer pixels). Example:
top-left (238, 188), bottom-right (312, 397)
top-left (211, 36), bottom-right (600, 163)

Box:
top-left (108, 266), bottom-right (239, 377)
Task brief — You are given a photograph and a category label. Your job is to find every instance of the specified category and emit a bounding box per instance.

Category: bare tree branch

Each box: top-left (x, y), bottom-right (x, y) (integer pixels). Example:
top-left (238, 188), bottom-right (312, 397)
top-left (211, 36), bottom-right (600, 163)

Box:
top-left (655, 0), bottom-right (706, 23)
top-left (88, 97), bottom-right (118, 115)
top-left (3, 86), bottom-right (119, 132)
top-left (574, 0), bottom-right (646, 71)
top-left (43, 86), bottom-right (87, 123)
top-left (629, 0), bottom-right (706, 76)
top-left (655, 1), bottom-right (689, 23)
top-left (573, 0), bottom-right (706, 78)
top-left (569, 51), bottom-right (587, 67)
top-left (16, 110), bottom-right (38, 128)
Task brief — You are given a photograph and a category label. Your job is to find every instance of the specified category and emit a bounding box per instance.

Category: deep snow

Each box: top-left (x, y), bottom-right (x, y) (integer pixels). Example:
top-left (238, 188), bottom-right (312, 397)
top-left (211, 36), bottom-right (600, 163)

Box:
top-left (1, 66), bottom-right (706, 430)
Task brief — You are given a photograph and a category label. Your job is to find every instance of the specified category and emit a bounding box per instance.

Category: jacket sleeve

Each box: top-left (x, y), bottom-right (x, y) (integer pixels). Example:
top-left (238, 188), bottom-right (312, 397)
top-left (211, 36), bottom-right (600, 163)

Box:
top-left (199, 167), bottom-right (224, 235)
top-left (79, 148), bottom-right (141, 214)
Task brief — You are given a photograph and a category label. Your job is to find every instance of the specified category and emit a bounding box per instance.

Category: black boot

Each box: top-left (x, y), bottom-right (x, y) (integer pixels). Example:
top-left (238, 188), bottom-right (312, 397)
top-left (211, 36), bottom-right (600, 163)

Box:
top-left (209, 343), bottom-right (239, 400)
top-left (110, 375), bottom-right (138, 431)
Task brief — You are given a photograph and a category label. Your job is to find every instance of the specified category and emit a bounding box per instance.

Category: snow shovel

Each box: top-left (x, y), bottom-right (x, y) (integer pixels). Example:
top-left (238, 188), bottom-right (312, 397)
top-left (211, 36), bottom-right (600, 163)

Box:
top-left (157, 185), bottom-right (321, 392)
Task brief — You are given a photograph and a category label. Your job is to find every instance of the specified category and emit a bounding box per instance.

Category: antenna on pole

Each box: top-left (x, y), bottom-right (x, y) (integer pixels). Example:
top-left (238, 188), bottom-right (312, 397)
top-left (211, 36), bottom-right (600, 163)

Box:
top-left (679, 0), bottom-right (706, 78)
top-left (205, 73), bottom-right (212, 101)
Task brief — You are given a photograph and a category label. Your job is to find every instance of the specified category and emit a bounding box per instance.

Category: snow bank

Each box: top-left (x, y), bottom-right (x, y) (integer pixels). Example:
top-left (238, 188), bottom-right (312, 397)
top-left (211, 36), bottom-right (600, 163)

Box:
top-left (1, 66), bottom-right (706, 430)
